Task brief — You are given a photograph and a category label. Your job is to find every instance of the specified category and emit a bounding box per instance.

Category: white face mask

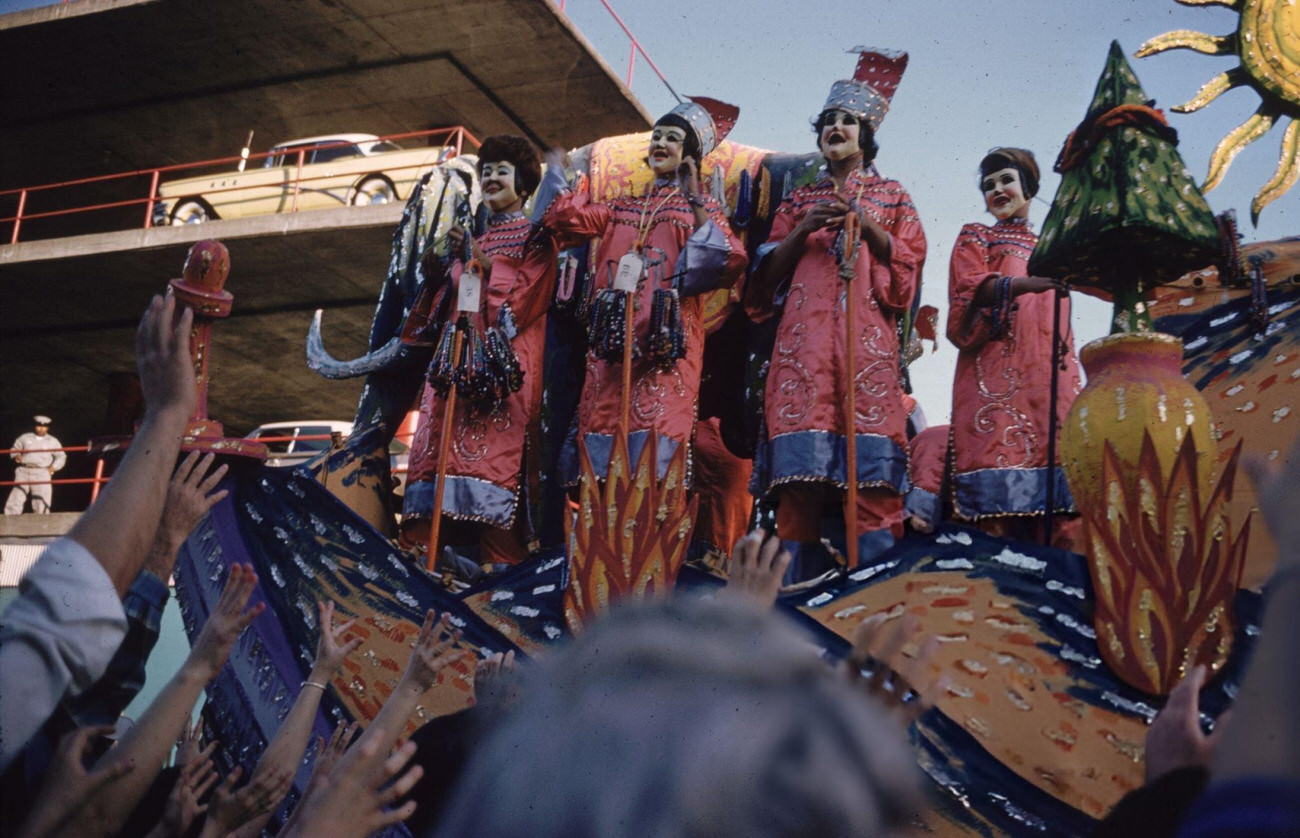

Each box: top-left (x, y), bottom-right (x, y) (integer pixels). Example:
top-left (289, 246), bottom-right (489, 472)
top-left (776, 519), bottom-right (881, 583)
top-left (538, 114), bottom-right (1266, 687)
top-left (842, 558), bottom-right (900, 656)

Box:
top-left (981, 167), bottom-right (1030, 220)
top-left (481, 160), bottom-right (522, 212)
top-left (648, 125), bottom-right (687, 176)
top-left (819, 110), bottom-right (861, 162)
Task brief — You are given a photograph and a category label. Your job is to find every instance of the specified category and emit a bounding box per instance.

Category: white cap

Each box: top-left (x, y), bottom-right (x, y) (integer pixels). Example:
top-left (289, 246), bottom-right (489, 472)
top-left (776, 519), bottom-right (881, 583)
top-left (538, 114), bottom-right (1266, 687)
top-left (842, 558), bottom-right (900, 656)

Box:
top-left (33, 415), bottom-right (52, 425)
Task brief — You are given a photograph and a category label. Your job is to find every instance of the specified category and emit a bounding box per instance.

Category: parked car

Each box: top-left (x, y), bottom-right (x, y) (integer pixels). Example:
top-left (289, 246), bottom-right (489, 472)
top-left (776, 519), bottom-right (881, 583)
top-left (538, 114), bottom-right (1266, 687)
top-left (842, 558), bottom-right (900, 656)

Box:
top-left (247, 417), bottom-right (416, 495)
top-left (153, 134), bottom-right (455, 225)
top-left (246, 420), bottom-right (354, 467)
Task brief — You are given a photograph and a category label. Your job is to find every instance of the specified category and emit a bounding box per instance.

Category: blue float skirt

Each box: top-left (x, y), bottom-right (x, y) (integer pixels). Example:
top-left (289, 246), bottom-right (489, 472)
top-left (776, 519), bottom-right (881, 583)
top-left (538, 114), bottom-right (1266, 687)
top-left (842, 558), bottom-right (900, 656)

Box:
top-left (579, 430), bottom-right (682, 482)
top-left (951, 465), bottom-right (1075, 520)
top-left (904, 484), bottom-right (940, 527)
top-left (755, 429), bottom-right (909, 495)
top-left (403, 474), bottom-right (518, 528)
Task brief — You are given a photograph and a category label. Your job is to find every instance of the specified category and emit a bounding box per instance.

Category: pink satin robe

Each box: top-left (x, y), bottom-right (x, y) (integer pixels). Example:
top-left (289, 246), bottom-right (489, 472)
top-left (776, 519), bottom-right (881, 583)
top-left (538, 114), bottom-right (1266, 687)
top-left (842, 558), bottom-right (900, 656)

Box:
top-left (946, 217), bottom-right (1081, 520)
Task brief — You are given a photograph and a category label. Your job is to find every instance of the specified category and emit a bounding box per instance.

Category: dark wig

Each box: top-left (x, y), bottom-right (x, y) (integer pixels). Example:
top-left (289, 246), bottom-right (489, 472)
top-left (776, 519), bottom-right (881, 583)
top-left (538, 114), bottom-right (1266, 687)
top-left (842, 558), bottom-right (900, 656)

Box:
top-left (652, 113), bottom-right (703, 169)
top-left (812, 110), bottom-right (878, 167)
top-left (478, 134), bottom-right (542, 198)
top-left (978, 147), bottom-right (1040, 199)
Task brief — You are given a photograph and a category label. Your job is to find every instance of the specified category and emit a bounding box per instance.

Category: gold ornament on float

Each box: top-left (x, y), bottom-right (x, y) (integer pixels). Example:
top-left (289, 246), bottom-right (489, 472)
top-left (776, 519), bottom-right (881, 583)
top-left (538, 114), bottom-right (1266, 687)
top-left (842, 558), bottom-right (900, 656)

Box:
top-left (1138, 0), bottom-right (1300, 224)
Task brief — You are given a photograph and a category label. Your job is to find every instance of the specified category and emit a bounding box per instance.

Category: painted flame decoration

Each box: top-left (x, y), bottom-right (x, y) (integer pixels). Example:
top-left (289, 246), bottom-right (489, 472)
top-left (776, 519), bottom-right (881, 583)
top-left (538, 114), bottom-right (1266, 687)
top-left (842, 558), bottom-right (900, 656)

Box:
top-left (1085, 429), bottom-right (1250, 695)
top-left (564, 432), bottom-right (698, 632)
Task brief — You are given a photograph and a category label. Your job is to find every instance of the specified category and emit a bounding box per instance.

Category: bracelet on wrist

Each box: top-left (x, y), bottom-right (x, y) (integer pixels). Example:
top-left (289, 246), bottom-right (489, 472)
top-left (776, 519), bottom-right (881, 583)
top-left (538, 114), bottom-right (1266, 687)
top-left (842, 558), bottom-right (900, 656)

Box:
top-left (686, 193), bottom-right (706, 208)
top-left (301, 680), bottom-right (328, 693)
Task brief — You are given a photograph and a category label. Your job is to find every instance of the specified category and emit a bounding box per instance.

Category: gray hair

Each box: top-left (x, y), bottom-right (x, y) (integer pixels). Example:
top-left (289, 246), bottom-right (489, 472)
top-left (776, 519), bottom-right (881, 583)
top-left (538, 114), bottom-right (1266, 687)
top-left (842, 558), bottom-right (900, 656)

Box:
top-left (433, 596), bottom-right (920, 838)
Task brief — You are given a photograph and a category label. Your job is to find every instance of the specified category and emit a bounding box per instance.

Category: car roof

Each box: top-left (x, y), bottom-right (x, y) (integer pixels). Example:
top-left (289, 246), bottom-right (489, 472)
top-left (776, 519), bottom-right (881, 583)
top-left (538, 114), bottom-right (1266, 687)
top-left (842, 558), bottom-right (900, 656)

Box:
top-left (251, 420), bottom-right (354, 432)
top-left (269, 133), bottom-right (380, 150)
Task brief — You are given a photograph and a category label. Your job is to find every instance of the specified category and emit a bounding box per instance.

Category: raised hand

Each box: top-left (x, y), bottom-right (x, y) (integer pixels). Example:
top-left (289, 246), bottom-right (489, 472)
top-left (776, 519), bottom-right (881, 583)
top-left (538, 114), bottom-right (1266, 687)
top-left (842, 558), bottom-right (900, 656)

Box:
top-left (135, 293), bottom-right (196, 420)
top-left (677, 157), bottom-right (701, 198)
top-left (311, 600), bottom-right (363, 680)
top-left (401, 610), bottom-right (466, 694)
top-left (148, 753), bottom-right (219, 838)
top-left (198, 765), bottom-right (294, 838)
top-left (145, 451), bottom-right (229, 579)
top-left (474, 650), bottom-right (519, 709)
top-left (1145, 664), bottom-right (1229, 782)
top-left (163, 452), bottom-right (228, 539)
top-left (188, 564), bottom-right (264, 680)
top-left (543, 147), bottom-right (569, 173)
top-left (843, 612), bottom-right (943, 729)
top-left (16, 726), bottom-right (136, 838)
top-left (722, 529), bottom-right (791, 609)
top-left (281, 731), bottom-right (422, 838)
top-left (174, 718), bottom-right (215, 771)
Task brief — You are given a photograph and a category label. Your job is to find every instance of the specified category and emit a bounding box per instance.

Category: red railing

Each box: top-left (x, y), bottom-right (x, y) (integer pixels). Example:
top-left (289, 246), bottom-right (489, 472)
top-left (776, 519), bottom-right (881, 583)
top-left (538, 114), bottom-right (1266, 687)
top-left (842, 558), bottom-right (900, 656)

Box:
top-left (554, 0), bottom-right (679, 101)
top-left (1, 432), bottom-right (411, 514)
top-left (1, 126), bottom-right (481, 245)
top-left (0, 444), bottom-right (110, 507)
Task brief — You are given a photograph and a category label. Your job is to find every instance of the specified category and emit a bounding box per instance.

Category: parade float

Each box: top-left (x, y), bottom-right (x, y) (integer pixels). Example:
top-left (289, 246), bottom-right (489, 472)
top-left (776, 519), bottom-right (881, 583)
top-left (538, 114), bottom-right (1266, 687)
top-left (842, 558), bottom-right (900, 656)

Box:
top-left (154, 5), bottom-right (1300, 833)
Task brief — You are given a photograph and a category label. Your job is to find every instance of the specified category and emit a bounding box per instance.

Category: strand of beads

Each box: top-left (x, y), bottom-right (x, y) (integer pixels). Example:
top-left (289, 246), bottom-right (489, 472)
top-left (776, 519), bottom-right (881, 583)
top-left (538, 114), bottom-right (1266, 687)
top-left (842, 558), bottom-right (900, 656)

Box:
top-left (647, 288), bottom-right (685, 371)
top-left (426, 323), bottom-right (458, 396)
top-left (458, 326), bottom-right (498, 412)
top-left (485, 325), bottom-right (524, 396)
top-left (588, 287), bottom-right (629, 362)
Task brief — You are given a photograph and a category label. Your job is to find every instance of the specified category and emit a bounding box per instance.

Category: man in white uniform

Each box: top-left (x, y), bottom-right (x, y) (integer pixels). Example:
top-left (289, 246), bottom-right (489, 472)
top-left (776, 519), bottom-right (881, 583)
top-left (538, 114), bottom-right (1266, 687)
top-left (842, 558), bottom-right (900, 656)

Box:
top-left (5, 415), bottom-right (66, 515)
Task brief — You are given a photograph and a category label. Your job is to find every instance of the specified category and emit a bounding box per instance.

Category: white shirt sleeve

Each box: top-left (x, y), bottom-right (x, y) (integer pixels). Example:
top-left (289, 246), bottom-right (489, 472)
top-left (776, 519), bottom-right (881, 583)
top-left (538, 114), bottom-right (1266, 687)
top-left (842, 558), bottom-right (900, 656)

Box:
top-left (0, 537), bottom-right (127, 772)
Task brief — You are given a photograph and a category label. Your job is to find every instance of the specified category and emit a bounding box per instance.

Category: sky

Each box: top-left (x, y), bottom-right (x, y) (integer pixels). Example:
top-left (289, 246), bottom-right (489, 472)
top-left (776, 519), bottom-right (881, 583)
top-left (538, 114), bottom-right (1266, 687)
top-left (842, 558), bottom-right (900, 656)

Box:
top-left (2, 0), bottom-right (1294, 424)
top-left (561, 0), bottom-right (1297, 425)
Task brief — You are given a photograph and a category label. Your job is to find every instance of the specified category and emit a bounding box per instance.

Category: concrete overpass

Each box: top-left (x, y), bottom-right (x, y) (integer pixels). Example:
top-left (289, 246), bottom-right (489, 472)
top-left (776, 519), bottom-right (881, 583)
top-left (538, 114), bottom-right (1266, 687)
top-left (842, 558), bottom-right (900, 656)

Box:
top-left (0, 0), bottom-right (652, 508)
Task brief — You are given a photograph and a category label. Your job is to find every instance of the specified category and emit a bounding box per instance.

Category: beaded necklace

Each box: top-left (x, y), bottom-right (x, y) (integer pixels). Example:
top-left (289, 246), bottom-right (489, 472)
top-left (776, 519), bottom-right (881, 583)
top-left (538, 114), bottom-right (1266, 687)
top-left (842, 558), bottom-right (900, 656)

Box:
top-left (634, 182), bottom-right (681, 251)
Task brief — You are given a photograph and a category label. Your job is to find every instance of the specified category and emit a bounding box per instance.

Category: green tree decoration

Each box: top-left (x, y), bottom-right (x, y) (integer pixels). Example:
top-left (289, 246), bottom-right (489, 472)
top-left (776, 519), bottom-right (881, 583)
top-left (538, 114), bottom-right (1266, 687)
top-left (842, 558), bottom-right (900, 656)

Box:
top-left (1029, 41), bottom-right (1221, 333)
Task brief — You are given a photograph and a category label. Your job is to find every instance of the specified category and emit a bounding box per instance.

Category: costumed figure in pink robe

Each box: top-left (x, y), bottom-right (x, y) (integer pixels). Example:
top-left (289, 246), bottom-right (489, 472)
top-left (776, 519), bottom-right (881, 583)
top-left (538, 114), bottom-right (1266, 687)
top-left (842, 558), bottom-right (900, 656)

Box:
top-left (747, 50), bottom-right (927, 580)
top-left (947, 147), bottom-right (1081, 546)
top-left (541, 98), bottom-right (748, 482)
top-left (403, 135), bottom-right (559, 569)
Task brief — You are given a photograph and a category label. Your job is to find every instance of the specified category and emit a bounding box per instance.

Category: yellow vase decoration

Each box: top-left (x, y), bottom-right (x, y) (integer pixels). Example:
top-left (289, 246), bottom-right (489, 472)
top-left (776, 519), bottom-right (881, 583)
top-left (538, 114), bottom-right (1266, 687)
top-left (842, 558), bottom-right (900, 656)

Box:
top-left (564, 431), bottom-right (698, 633)
top-left (1062, 331), bottom-right (1251, 694)
top-left (1062, 332), bottom-right (1215, 512)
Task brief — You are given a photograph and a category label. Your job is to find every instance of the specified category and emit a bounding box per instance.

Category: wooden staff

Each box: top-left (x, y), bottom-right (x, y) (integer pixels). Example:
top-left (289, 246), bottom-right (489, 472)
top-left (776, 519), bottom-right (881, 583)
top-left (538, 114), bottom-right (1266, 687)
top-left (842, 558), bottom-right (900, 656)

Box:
top-left (426, 317), bottom-right (464, 572)
top-left (1044, 282), bottom-right (1066, 546)
top-left (427, 259), bottom-right (483, 572)
top-left (841, 211), bottom-right (861, 570)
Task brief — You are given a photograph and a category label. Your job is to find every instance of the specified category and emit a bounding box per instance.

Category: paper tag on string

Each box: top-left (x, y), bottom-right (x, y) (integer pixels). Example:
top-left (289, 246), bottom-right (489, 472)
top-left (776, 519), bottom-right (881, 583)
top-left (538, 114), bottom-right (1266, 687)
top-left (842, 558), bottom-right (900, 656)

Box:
top-left (457, 268), bottom-right (483, 313)
top-left (613, 251), bottom-right (644, 293)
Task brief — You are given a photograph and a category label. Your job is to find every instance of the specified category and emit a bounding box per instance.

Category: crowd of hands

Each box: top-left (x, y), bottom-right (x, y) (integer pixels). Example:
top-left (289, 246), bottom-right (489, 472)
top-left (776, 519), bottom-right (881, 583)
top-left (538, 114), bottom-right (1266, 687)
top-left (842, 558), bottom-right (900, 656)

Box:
top-left (7, 295), bottom-right (1298, 837)
top-left (16, 516), bottom-right (1258, 838)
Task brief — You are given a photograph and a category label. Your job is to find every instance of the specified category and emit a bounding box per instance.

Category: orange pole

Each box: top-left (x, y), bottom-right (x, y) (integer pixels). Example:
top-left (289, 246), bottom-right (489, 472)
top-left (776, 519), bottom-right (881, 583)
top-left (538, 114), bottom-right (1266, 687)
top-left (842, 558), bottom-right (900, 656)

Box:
top-left (90, 458), bottom-right (106, 504)
top-left (841, 212), bottom-right (861, 570)
top-left (426, 324), bottom-right (465, 572)
top-left (619, 290), bottom-right (634, 440)
top-left (11, 189), bottom-right (26, 244)
top-left (144, 170), bottom-right (160, 228)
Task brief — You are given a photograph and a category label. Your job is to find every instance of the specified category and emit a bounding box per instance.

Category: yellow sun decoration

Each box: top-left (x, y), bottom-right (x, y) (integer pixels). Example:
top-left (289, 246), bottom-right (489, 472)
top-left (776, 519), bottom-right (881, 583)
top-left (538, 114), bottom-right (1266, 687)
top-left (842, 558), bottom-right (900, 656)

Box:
top-left (1138, 0), bottom-right (1300, 223)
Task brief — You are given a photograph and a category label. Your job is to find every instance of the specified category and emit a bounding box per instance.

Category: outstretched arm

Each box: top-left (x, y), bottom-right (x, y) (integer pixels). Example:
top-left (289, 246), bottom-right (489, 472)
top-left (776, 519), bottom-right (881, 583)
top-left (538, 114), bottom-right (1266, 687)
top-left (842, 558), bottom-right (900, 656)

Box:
top-left (60, 564), bottom-right (264, 838)
top-left (68, 294), bottom-right (197, 596)
top-left (226, 599), bottom-right (363, 838)
top-left (352, 609), bottom-right (466, 761)
top-left (0, 296), bottom-right (197, 774)
top-left (280, 726), bottom-right (422, 838)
